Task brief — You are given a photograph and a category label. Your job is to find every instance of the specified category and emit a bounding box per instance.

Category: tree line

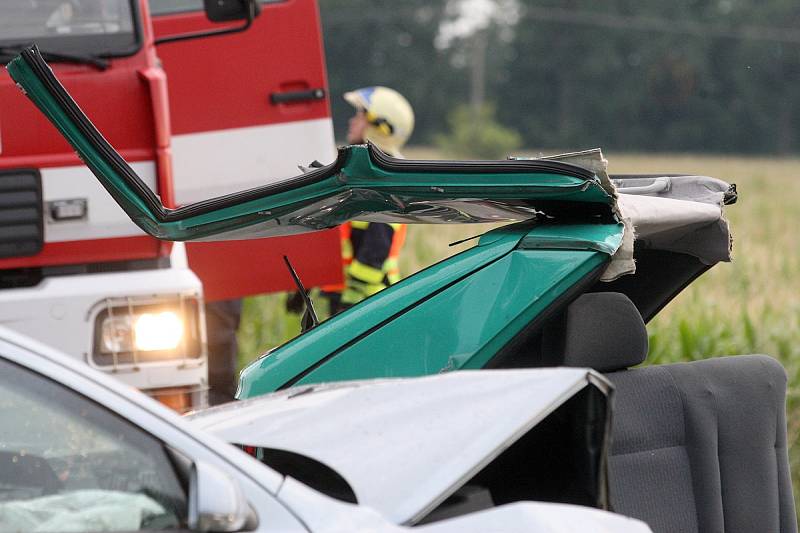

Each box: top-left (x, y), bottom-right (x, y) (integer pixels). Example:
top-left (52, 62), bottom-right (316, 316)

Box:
top-left (320, 0), bottom-right (800, 155)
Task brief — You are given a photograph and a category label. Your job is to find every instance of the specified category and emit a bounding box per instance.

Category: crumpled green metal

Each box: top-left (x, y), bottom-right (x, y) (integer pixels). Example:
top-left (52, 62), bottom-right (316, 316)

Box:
top-left (7, 47), bottom-right (617, 243)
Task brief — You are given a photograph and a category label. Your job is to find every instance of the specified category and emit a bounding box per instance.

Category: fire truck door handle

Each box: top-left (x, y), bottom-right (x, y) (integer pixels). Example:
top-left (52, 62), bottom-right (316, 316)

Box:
top-left (270, 88), bottom-right (326, 105)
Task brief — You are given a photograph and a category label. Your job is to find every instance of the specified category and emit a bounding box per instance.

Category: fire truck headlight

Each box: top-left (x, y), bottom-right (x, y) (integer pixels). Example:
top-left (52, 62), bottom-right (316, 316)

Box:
top-left (93, 297), bottom-right (204, 365)
top-left (134, 311), bottom-right (184, 351)
top-left (100, 315), bottom-right (133, 354)
top-left (100, 311), bottom-right (184, 353)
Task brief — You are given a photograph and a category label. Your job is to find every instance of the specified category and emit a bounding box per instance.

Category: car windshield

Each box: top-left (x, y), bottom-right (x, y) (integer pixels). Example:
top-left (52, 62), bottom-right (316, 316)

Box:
top-left (0, 1), bottom-right (137, 56)
top-left (0, 356), bottom-right (187, 530)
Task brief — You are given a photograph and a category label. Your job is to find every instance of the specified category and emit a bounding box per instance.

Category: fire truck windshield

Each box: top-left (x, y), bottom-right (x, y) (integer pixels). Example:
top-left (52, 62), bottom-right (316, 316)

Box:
top-left (0, 1), bottom-right (138, 57)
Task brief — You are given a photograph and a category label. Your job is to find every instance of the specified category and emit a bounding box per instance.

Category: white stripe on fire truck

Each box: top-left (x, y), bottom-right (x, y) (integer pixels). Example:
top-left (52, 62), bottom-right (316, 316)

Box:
top-left (171, 118), bottom-right (336, 205)
top-left (42, 161), bottom-right (157, 243)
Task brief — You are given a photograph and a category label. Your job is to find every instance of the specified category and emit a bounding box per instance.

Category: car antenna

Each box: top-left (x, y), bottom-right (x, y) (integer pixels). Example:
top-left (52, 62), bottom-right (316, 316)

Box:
top-left (448, 232), bottom-right (486, 247)
top-left (282, 255), bottom-right (319, 331)
top-left (449, 219), bottom-right (539, 247)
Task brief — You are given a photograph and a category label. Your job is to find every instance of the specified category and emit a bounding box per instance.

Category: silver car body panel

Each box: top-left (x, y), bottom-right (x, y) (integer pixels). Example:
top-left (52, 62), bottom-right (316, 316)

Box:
top-left (277, 476), bottom-right (653, 533)
top-left (189, 368), bottom-right (610, 525)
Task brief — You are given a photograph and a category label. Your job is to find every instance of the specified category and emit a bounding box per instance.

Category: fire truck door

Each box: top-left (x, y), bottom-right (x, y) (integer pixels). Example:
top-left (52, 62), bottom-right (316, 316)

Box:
top-left (150, 0), bottom-right (341, 301)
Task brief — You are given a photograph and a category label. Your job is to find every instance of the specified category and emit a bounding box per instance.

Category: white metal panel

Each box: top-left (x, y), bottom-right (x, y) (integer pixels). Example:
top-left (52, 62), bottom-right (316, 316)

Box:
top-left (41, 161), bottom-right (156, 242)
top-left (277, 476), bottom-right (652, 533)
top-left (417, 501), bottom-right (653, 532)
top-left (0, 266), bottom-right (203, 391)
top-left (171, 118), bottom-right (337, 205)
top-left (190, 368), bottom-right (608, 525)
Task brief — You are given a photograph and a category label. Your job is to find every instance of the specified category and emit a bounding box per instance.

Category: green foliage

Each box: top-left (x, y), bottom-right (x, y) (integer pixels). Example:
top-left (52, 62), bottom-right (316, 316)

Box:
top-left (319, 0), bottom-right (456, 145)
top-left (434, 103), bottom-right (522, 159)
top-left (320, 0), bottom-right (800, 154)
top-left (237, 293), bottom-right (297, 370)
top-left (236, 291), bottom-right (334, 371)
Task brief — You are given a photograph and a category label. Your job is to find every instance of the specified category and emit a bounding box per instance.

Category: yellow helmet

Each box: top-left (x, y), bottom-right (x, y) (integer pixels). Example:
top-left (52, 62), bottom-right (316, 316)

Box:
top-left (344, 86), bottom-right (414, 155)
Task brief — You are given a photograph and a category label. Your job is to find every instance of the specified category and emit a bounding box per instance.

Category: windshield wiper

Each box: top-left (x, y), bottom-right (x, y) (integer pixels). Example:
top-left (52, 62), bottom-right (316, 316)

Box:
top-left (282, 255), bottom-right (320, 333)
top-left (0, 45), bottom-right (108, 70)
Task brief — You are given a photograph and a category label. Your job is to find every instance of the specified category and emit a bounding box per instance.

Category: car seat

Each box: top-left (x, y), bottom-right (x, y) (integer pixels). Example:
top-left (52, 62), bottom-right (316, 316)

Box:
top-left (542, 292), bottom-right (797, 533)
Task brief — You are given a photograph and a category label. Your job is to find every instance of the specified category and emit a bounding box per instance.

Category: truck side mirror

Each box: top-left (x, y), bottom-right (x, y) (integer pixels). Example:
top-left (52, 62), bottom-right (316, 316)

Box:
top-left (188, 461), bottom-right (258, 532)
top-left (204, 0), bottom-right (262, 23)
top-left (156, 0), bottom-right (261, 46)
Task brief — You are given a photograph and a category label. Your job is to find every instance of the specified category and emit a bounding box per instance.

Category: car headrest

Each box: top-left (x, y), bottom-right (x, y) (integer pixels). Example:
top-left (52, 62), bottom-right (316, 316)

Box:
top-left (542, 292), bottom-right (648, 372)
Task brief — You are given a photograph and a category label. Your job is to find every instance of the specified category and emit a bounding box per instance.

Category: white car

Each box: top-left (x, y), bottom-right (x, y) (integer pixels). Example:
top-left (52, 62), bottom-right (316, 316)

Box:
top-left (188, 369), bottom-right (618, 527)
top-left (0, 326), bottom-right (651, 532)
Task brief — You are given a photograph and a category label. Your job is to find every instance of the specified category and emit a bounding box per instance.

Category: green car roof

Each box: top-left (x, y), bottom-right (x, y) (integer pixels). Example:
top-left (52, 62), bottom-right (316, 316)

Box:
top-left (7, 46), bottom-right (617, 242)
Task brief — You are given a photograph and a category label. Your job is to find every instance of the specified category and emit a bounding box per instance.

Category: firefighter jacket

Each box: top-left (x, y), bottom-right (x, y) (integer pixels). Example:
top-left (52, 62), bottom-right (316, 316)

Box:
top-left (335, 221), bottom-right (406, 306)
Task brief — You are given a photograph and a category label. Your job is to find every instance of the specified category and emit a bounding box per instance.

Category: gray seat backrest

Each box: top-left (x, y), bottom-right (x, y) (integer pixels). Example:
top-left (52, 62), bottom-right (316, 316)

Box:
top-left (545, 292), bottom-right (797, 533)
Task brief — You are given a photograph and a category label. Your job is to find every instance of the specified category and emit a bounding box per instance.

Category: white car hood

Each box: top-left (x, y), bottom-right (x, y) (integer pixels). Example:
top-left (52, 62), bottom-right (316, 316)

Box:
top-left (188, 368), bottom-right (610, 525)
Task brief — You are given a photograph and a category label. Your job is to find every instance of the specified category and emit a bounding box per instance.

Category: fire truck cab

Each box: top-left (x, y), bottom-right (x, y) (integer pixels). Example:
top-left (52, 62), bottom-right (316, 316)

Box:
top-left (0, 0), bottom-right (340, 410)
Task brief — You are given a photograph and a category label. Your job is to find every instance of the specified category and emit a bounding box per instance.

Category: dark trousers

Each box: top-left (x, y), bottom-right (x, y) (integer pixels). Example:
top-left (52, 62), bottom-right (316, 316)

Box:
top-left (205, 299), bottom-right (242, 405)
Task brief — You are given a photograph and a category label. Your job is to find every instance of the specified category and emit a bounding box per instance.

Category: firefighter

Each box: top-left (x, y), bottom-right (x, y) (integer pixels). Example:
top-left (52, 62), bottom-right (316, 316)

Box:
top-left (327, 86), bottom-right (415, 313)
top-left (343, 86), bottom-right (414, 157)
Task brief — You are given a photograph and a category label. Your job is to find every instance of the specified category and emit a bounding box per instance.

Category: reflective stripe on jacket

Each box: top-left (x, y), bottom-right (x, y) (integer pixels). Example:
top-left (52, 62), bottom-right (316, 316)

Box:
top-left (323, 221), bottom-right (406, 305)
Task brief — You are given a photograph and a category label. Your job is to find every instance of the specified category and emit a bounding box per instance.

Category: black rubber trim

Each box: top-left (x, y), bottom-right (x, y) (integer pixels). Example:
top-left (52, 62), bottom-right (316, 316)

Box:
top-left (122, 0), bottom-right (144, 58)
top-left (151, 0), bottom-right (286, 17)
top-left (19, 45), bottom-right (347, 222)
top-left (163, 147), bottom-right (345, 220)
top-left (367, 143), bottom-right (596, 180)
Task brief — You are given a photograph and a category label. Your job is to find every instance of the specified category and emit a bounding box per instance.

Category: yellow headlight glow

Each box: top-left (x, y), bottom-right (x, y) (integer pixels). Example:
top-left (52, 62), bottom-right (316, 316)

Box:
top-left (134, 311), bottom-right (184, 352)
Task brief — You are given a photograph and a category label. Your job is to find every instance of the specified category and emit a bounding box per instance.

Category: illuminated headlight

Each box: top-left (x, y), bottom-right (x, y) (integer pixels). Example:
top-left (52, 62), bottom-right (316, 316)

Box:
top-left (136, 311), bottom-right (184, 350)
top-left (93, 298), bottom-right (204, 366)
top-left (101, 311), bottom-right (184, 353)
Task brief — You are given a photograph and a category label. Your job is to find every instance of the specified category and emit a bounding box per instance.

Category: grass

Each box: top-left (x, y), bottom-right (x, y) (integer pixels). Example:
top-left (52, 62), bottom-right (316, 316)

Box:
top-left (237, 148), bottom-right (800, 508)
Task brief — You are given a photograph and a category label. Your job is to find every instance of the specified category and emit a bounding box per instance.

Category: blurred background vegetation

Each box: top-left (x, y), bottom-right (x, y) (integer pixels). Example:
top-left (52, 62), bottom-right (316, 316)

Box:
top-left (322, 0), bottom-right (800, 155)
top-left (238, 0), bottom-right (800, 512)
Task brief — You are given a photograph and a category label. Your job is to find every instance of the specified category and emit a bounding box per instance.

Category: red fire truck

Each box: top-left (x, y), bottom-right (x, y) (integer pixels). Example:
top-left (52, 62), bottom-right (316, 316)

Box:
top-left (0, 0), bottom-right (341, 410)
